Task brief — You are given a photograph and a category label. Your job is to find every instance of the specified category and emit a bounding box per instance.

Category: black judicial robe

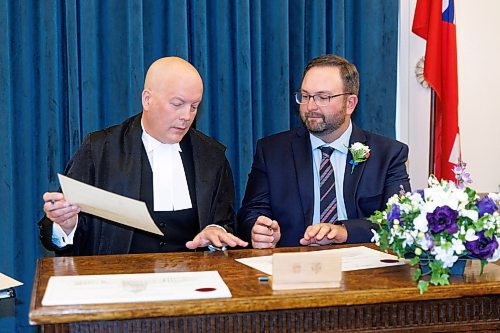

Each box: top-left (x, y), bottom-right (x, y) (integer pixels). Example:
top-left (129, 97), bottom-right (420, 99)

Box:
top-left (38, 113), bottom-right (235, 256)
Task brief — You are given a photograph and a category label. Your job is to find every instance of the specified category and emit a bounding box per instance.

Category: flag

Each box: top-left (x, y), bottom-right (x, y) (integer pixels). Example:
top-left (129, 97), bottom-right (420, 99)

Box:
top-left (412, 0), bottom-right (460, 181)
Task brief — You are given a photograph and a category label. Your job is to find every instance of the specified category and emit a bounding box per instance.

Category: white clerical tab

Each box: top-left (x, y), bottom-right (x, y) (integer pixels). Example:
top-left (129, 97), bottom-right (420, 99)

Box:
top-left (152, 143), bottom-right (192, 211)
top-left (271, 251), bottom-right (341, 290)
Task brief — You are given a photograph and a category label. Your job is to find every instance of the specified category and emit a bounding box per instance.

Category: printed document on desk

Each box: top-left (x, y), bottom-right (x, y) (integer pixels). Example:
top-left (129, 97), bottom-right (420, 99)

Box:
top-left (42, 271), bottom-right (231, 306)
top-left (236, 246), bottom-right (405, 275)
top-left (58, 174), bottom-right (163, 236)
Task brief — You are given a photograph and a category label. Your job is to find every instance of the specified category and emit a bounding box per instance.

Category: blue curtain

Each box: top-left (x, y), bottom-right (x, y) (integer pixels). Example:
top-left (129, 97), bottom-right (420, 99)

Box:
top-left (0, 1), bottom-right (398, 331)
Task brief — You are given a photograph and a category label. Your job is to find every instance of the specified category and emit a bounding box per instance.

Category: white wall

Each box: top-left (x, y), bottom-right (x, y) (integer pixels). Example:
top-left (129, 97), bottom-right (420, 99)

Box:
top-left (398, 0), bottom-right (500, 193)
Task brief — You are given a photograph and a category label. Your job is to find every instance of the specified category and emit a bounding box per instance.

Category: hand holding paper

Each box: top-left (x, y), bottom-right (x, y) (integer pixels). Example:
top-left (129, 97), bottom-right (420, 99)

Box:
top-left (43, 191), bottom-right (80, 234)
top-left (57, 174), bottom-right (163, 236)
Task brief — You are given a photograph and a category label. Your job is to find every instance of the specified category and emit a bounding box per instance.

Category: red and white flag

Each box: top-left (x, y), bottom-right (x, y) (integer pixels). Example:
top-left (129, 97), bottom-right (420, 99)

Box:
top-left (412, 0), bottom-right (460, 181)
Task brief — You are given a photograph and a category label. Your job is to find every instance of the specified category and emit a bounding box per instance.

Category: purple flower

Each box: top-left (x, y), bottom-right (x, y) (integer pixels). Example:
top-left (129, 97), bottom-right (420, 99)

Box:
top-left (387, 205), bottom-right (401, 222)
top-left (427, 205), bottom-right (459, 234)
top-left (453, 162), bottom-right (473, 188)
top-left (465, 231), bottom-right (498, 259)
top-left (476, 196), bottom-right (498, 217)
top-left (416, 189), bottom-right (425, 201)
top-left (425, 233), bottom-right (435, 252)
top-left (452, 163), bottom-right (464, 175)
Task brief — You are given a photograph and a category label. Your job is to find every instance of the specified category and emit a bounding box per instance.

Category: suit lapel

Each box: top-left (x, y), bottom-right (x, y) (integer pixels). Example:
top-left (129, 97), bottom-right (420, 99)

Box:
top-left (291, 127), bottom-right (315, 227)
top-left (189, 130), bottom-right (211, 229)
top-left (124, 114), bottom-right (145, 201)
top-left (343, 124), bottom-right (367, 219)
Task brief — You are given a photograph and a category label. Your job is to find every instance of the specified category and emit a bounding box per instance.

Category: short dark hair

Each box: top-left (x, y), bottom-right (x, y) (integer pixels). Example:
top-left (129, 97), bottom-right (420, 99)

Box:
top-left (303, 54), bottom-right (359, 95)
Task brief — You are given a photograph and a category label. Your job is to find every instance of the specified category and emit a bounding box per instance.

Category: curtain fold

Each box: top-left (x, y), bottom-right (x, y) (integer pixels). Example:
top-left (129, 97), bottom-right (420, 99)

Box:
top-left (0, 1), bottom-right (398, 331)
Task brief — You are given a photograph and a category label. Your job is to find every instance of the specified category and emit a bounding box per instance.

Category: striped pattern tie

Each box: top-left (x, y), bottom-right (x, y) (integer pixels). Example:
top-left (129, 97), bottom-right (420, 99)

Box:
top-left (319, 146), bottom-right (338, 223)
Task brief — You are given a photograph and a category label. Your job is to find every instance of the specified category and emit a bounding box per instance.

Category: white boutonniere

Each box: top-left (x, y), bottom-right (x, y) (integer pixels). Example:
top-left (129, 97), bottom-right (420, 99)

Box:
top-left (347, 142), bottom-right (370, 174)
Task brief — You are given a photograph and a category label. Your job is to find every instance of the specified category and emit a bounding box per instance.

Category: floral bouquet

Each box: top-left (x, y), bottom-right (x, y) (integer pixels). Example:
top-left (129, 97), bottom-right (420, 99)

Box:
top-left (369, 164), bottom-right (500, 293)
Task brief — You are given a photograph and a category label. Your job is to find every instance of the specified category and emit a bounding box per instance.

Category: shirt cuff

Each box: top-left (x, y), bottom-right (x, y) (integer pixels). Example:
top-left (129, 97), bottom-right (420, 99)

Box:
top-left (51, 218), bottom-right (78, 247)
top-left (204, 224), bottom-right (227, 232)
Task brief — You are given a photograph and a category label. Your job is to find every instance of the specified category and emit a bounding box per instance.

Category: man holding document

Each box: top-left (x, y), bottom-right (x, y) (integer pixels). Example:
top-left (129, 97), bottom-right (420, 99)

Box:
top-left (39, 57), bottom-right (247, 255)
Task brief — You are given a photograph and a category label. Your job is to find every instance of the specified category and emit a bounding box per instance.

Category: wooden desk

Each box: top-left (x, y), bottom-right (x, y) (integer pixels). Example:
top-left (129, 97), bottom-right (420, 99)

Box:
top-left (30, 244), bottom-right (500, 332)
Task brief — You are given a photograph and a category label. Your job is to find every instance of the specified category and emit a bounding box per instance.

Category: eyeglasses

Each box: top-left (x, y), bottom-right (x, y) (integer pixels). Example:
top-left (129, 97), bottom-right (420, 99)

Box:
top-left (294, 92), bottom-right (352, 107)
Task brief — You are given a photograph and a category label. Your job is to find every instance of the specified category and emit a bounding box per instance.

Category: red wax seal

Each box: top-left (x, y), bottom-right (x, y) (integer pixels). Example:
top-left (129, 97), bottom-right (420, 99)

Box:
top-left (380, 259), bottom-right (399, 263)
top-left (195, 287), bottom-right (216, 292)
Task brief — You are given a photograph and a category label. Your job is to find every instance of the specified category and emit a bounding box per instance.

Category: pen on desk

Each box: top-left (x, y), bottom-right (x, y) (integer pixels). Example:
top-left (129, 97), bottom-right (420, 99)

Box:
top-left (208, 244), bottom-right (227, 252)
top-left (258, 276), bottom-right (269, 282)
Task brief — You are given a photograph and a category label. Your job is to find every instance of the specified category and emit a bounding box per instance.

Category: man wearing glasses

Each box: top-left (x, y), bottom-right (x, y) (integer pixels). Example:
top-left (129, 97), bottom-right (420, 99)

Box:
top-left (238, 54), bottom-right (411, 248)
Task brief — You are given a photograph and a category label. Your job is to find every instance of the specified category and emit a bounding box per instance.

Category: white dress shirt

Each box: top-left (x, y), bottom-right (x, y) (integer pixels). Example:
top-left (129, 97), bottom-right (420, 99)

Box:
top-left (141, 129), bottom-right (192, 212)
top-left (310, 121), bottom-right (352, 224)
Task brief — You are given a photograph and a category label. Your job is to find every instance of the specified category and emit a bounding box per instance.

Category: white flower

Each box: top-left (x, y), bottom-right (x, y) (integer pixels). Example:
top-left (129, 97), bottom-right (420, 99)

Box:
top-left (488, 192), bottom-right (500, 202)
top-left (432, 246), bottom-right (458, 268)
top-left (351, 142), bottom-right (369, 152)
top-left (415, 233), bottom-right (431, 251)
top-left (427, 175), bottom-right (440, 187)
top-left (464, 228), bottom-right (479, 242)
top-left (399, 203), bottom-right (413, 214)
top-left (451, 237), bottom-right (466, 255)
top-left (371, 229), bottom-right (380, 245)
top-left (387, 194), bottom-right (400, 206)
top-left (423, 185), bottom-right (465, 211)
top-left (460, 209), bottom-right (479, 221)
top-left (484, 216), bottom-right (496, 230)
top-left (402, 230), bottom-right (418, 248)
top-left (413, 213), bottom-right (429, 233)
top-left (409, 192), bottom-right (425, 206)
top-left (347, 142), bottom-right (370, 173)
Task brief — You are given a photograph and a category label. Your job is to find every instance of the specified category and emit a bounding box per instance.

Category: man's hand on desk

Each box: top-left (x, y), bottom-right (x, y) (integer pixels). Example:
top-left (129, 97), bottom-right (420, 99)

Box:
top-left (43, 192), bottom-right (80, 235)
top-left (299, 223), bottom-right (347, 246)
top-left (185, 225), bottom-right (248, 250)
top-left (251, 215), bottom-right (281, 249)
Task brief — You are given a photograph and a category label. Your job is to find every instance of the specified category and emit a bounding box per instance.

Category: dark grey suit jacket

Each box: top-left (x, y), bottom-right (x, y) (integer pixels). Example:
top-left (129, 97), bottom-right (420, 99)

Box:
top-left (39, 113), bottom-right (235, 255)
top-left (238, 123), bottom-right (411, 246)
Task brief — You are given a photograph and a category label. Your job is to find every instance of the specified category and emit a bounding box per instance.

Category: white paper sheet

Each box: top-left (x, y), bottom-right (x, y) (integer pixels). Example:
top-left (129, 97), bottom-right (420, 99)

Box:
top-left (0, 273), bottom-right (23, 290)
top-left (235, 246), bottom-right (405, 275)
top-left (41, 271), bottom-right (231, 306)
top-left (58, 174), bottom-right (163, 236)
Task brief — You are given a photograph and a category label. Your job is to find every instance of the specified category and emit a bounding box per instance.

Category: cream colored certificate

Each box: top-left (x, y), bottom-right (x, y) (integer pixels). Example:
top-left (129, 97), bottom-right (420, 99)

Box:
top-left (41, 271), bottom-right (231, 306)
top-left (58, 174), bottom-right (163, 236)
top-left (236, 246), bottom-right (405, 275)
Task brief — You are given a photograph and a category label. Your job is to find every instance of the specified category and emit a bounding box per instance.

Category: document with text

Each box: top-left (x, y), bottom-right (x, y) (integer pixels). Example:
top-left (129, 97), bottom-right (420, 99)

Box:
top-left (42, 271), bottom-right (231, 306)
top-left (235, 246), bottom-right (405, 275)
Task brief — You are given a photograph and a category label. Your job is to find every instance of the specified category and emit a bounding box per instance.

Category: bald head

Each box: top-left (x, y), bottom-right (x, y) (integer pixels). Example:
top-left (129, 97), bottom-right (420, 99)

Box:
top-left (142, 57), bottom-right (203, 144)
top-left (144, 57), bottom-right (203, 92)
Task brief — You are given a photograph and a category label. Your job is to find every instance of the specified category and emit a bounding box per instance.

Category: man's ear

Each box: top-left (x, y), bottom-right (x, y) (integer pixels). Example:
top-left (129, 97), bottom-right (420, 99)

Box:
top-left (142, 89), bottom-right (151, 110)
top-left (346, 95), bottom-right (358, 115)
top-left (345, 95), bottom-right (358, 115)
top-left (348, 94), bottom-right (358, 109)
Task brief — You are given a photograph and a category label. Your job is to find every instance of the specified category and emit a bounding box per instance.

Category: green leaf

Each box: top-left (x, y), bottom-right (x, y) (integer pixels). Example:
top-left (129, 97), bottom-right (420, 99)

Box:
top-left (410, 256), bottom-right (420, 266)
top-left (413, 268), bottom-right (422, 281)
top-left (485, 229), bottom-right (494, 239)
top-left (430, 272), bottom-right (450, 286)
top-left (480, 259), bottom-right (487, 275)
top-left (418, 280), bottom-right (429, 294)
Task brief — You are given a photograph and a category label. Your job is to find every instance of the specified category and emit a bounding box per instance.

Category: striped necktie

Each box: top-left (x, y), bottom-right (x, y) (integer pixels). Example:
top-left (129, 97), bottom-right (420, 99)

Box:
top-left (319, 146), bottom-right (338, 223)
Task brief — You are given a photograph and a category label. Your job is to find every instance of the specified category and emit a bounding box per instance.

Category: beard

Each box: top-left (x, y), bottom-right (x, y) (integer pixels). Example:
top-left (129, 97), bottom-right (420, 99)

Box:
top-left (301, 104), bottom-right (347, 136)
